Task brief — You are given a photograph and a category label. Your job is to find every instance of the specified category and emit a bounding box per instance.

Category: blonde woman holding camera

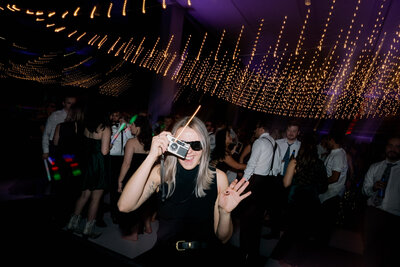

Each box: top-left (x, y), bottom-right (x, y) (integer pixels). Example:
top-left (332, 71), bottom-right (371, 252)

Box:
top-left (118, 116), bottom-right (251, 266)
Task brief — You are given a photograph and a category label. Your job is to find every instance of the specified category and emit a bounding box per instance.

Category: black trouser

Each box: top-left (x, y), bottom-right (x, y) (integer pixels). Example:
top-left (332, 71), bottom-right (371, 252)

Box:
top-left (238, 174), bottom-right (284, 260)
top-left (269, 174), bottom-right (288, 234)
top-left (319, 195), bottom-right (341, 245)
top-left (271, 185), bottom-right (323, 264)
top-left (363, 206), bottom-right (400, 267)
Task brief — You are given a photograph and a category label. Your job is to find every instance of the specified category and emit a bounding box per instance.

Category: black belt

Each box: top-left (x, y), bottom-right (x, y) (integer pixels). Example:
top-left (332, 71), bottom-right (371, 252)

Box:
top-left (175, 240), bottom-right (209, 251)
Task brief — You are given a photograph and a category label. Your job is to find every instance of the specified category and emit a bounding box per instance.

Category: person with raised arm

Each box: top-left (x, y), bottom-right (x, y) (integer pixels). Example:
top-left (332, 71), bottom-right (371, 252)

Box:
top-left (118, 116), bottom-right (251, 266)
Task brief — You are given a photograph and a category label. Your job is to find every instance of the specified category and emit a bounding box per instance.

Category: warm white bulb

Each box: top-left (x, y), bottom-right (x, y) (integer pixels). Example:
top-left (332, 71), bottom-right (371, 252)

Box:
top-left (305, 0), bottom-right (311, 6)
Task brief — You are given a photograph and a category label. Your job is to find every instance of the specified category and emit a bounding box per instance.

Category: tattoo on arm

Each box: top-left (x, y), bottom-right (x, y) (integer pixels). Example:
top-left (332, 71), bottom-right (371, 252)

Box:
top-left (144, 181), bottom-right (157, 199)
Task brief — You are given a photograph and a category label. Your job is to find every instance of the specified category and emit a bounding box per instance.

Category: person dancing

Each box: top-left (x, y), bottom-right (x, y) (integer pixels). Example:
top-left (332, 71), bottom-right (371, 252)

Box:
top-left (118, 116), bottom-right (251, 266)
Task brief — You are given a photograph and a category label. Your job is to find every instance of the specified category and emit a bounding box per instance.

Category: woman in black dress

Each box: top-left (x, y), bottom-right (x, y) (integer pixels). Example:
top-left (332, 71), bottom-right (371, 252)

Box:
top-left (66, 102), bottom-right (111, 239)
top-left (210, 127), bottom-right (247, 182)
top-left (53, 103), bottom-right (85, 225)
top-left (116, 115), bottom-right (154, 241)
top-left (118, 116), bottom-right (251, 266)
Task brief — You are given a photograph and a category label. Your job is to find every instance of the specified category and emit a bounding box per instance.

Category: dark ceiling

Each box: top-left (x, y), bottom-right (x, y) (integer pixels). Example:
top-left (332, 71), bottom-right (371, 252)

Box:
top-left (181, 0), bottom-right (400, 60)
top-left (0, 0), bottom-right (399, 120)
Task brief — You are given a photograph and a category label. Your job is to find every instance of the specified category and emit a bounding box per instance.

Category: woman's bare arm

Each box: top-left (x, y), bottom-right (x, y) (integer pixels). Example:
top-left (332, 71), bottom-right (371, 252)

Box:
top-left (118, 131), bottom-right (170, 212)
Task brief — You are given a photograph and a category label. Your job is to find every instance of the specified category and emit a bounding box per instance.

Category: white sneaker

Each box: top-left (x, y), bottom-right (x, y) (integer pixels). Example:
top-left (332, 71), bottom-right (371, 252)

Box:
top-left (83, 220), bottom-right (102, 239)
top-left (66, 214), bottom-right (81, 232)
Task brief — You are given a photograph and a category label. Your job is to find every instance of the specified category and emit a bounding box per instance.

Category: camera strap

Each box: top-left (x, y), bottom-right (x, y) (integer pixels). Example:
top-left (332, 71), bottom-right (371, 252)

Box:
top-left (160, 154), bottom-right (166, 202)
top-left (160, 105), bottom-right (201, 202)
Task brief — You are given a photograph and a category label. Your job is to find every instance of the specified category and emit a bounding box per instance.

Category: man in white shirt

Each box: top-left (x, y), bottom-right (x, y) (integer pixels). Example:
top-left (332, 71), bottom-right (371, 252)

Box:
top-left (42, 95), bottom-right (77, 160)
top-left (205, 120), bottom-right (216, 152)
top-left (318, 131), bottom-right (348, 245)
top-left (269, 121), bottom-right (301, 241)
top-left (109, 111), bottom-right (133, 157)
top-left (240, 120), bottom-right (281, 265)
top-left (102, 110), bottom-right (133, 225)
top-left (362, 135), bottom-right (400, 267)
top-left (41, 95), bottom-right (77, 223)
top-left (276, 121), bottom-right (302, 177)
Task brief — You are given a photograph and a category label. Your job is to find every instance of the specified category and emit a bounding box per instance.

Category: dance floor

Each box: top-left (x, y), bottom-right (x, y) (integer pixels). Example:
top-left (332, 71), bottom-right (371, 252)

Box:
top-left (1, 173), bottom-right (365, 267)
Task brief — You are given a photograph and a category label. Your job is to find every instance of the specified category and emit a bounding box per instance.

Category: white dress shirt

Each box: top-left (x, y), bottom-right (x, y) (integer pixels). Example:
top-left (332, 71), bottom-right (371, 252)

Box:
top-left (276, 138), bottom-right (301, 175)
top-left (319, 148), bottom-right (348, 203)
top-left (110, 124), bottom-right (133, 156)
top-left (42, 109), bottom-right (68, 154)
top-left (208, 132), bottom-right (216, 152)
top-left (243, 133), bottom-right (281, 180)
top-left (362, 159), bottom-right (400, 216)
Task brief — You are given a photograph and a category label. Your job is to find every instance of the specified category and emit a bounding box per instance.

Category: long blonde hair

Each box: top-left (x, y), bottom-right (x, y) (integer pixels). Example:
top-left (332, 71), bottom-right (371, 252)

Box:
top-left (163, 116), bottom-right (214, 198)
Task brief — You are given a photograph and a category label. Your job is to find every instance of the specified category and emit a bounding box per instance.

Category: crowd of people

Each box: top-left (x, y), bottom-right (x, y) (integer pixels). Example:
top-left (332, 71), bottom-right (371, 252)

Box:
top-left (39, 94), bottom-right (399, 267)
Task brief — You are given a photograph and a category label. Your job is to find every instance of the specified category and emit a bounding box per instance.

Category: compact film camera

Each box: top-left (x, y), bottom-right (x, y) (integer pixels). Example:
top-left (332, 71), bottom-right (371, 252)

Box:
top-left (167, 135), bottom-right (189, 159)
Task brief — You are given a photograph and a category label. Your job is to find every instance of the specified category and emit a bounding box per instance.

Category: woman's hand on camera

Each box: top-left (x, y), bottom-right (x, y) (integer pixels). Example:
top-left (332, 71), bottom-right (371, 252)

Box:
top-left (149, 131), bottom-right (171, 158)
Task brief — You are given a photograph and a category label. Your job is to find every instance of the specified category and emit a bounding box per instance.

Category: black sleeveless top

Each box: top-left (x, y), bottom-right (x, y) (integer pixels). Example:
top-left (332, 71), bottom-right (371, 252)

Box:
top-left (156, 162), bottom-right (218, 244)
top-left (56, 121), bottom-right (84, 158)
top-left (122, 153), bottom-right (148, 185)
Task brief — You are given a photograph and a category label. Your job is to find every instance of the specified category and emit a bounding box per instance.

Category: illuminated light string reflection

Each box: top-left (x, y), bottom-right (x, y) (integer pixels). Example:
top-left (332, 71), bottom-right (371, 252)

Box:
top-left (1, 1), bottom-right (400, 119)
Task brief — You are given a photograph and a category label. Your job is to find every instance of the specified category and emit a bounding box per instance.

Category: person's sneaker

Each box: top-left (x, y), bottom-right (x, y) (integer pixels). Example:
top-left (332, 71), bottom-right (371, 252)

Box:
top-left (83, 220), bottom-right (102, 239)
top-left (95, 219), bottom-right (107, 228)
top-left (66, 214), bottom-right (81, 232)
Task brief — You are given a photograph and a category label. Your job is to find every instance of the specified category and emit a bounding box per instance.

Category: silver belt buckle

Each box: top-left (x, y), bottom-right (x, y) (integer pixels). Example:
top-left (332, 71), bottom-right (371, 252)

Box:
top-left (176, 240), bottom-right (186, 251)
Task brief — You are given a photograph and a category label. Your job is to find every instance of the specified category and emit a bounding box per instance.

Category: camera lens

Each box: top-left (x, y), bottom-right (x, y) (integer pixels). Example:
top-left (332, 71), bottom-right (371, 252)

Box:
top-left (170, 143), bottom-right (178, 151)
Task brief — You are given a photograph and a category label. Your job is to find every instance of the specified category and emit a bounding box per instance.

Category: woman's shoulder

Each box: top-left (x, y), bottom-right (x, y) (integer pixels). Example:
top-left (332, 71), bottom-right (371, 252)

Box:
top-left (101, 126), bottom-right (111, 138)
top-left (215, 168), bottom-right (226, 175)
top-left (126, 137), bottom-right (138, 145)
top-left (101, 125), bottom-right (111, 132)
top-left (214, 168), bottom-right (229, 192)
top-left (215, 168), bottom-right (228, 182)
top-left (208, 164), bottom-right (221, 177)
top-left (132, 137), bottom-right (147, 152)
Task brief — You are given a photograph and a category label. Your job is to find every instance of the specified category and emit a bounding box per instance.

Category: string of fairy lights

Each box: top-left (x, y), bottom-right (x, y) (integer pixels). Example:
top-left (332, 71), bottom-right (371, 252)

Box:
top-left (0, 0), bottom-right (399, 119)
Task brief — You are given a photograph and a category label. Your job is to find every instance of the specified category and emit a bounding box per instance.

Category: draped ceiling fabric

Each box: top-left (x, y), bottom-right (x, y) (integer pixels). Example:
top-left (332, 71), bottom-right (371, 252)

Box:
top-left (0, 0), bottom-right (399, 119)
